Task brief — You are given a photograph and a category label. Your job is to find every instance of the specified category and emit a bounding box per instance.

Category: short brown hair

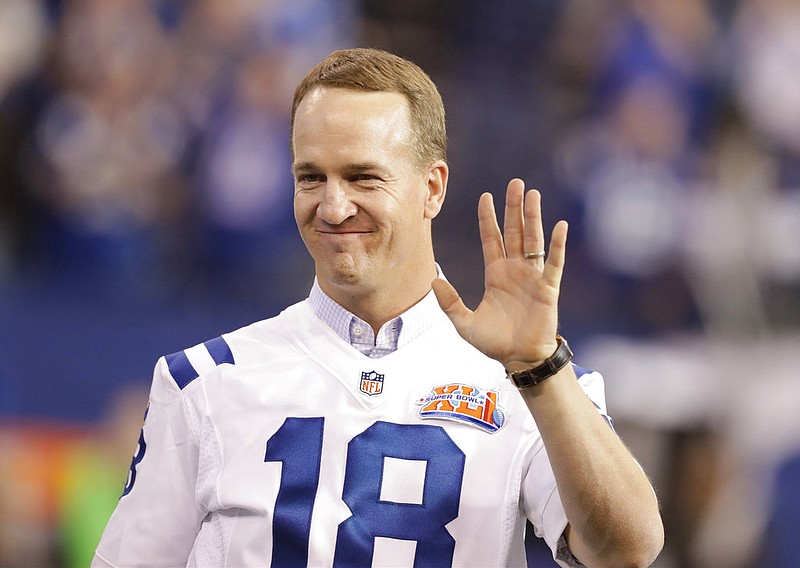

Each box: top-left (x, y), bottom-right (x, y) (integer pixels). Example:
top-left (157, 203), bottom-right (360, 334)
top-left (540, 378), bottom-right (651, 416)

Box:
top-left (290, 48), bottom-right (447, 169)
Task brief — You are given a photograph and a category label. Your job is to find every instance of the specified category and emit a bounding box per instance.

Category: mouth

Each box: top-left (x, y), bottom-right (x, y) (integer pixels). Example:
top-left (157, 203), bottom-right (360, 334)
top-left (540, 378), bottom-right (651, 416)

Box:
top-left (316, 229), bottom-right (371, 236)
top-left (314, 230), bottom-right (372, 250)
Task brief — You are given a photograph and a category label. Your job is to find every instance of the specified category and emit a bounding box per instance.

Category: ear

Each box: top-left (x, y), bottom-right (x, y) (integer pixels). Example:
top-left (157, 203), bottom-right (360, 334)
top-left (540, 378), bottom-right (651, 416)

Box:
top-left (423, 160), bottom-right (449, 220)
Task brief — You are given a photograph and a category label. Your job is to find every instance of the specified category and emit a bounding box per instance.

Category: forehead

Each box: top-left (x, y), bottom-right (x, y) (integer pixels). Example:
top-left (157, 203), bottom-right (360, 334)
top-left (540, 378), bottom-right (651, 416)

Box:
top-left (296, 86), bottom-right (410, 121)
top-left (293, 87), bottom-right (414, 163)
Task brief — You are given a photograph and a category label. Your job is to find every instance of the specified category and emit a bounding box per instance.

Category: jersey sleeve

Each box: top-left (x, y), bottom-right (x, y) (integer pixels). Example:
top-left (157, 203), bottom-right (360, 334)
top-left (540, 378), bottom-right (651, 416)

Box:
top-left (93, 356), bottom-right (205, 567)
top-left (521, 365), bottom-right (611, 566)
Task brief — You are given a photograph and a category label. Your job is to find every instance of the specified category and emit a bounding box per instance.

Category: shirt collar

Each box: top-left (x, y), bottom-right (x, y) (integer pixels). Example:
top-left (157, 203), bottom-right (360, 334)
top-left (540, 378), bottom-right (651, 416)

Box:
top-left (308, 268), bottom-right (445, 356)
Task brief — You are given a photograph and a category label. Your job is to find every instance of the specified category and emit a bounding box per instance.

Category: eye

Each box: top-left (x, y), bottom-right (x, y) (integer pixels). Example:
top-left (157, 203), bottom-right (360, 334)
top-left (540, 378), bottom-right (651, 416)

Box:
top-left (349, 173), bottom-right (381, 185)
top-left (296, 173), bottom-right (324, 185)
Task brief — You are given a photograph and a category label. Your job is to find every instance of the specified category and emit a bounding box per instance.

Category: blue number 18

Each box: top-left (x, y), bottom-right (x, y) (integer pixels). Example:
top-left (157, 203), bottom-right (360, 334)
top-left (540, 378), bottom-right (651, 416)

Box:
top-left (265, 419), bottom-right (466, 567)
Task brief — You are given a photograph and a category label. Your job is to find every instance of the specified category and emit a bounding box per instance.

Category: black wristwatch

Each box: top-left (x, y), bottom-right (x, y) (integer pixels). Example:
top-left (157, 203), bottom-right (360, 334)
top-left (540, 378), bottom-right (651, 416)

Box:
top-left (506, 335), bottom-right (573, 389)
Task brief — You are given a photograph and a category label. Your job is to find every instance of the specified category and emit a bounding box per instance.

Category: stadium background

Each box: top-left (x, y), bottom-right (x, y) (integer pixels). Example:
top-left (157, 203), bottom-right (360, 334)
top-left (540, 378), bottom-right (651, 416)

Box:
top-left (1, 0), bottom-right (799, 566)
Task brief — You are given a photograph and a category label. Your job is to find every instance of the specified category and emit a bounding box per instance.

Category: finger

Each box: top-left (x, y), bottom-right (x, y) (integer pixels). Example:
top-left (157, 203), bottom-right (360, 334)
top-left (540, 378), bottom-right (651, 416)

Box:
top-left (523, 189), bottom-right (545, 262)
top-left (541, 220), bottom-right (568, 290)
top-left (432, 278), bottom-right (473, 339)
top-left (503, 179), bottom-right (526, 259)
top-left (478, 192), bottom-right (505, 265)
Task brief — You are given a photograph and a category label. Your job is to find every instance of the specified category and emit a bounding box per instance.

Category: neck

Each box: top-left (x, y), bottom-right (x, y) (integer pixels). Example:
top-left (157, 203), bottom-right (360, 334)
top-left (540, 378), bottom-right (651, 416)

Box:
top-left (319, 261), bottom-right (438, 333)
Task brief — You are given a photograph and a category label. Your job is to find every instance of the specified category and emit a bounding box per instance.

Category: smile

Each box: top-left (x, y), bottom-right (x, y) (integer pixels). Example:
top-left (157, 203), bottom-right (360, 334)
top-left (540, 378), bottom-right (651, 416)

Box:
top-left (317, 230), bottom-right (371, 236)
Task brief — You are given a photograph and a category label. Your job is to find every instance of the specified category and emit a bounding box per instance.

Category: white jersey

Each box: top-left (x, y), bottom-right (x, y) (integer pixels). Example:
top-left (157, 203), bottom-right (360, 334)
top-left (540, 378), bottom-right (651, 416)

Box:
top-left (93, 298), bottom-right (609, 568)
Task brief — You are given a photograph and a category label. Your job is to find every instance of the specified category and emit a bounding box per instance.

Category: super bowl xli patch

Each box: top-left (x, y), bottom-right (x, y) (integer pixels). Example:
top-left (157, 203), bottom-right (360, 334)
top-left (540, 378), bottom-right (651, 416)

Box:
top-left (360, 370), bottom-right (384, 396)
top-left (417, 383), bottom-right (505, 433)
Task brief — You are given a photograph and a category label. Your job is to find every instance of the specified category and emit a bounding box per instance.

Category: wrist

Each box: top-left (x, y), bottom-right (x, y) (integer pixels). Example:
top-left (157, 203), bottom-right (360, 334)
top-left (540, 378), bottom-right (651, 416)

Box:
top-left (506, 335), bottom-right (573, 389)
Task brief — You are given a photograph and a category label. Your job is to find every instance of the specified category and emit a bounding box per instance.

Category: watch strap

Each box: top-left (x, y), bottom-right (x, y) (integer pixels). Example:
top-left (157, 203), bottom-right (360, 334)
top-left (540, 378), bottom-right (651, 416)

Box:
top-left (506, 335), bottom-right (573, 389)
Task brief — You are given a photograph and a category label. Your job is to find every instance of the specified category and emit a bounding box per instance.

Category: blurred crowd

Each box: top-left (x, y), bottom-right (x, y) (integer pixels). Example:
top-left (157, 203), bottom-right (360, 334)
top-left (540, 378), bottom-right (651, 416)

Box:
top-left (1, 0), bottom-right (800, 566)
top-left (0, 0), bottom-right (353, 304)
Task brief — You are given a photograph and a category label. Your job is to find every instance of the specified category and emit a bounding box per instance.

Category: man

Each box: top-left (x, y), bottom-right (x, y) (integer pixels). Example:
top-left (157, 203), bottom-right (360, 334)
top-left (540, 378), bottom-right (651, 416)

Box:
top-left (93, 48), bottom-right (663, 567)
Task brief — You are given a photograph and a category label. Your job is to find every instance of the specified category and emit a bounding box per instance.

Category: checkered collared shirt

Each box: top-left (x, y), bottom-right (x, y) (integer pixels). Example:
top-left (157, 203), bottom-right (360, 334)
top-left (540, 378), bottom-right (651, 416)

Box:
top-left (308, 278), bottom-right (440, 359)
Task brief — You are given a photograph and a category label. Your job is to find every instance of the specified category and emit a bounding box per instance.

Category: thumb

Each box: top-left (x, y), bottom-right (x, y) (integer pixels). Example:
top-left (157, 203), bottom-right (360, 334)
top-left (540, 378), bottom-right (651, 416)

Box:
top-left (432, 278), bottom-right (473, 334)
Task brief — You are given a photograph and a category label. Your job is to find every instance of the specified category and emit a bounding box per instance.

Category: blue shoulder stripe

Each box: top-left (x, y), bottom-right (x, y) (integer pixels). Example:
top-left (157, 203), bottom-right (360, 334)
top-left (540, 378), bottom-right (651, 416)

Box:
top-left (165, 350), bottom-right (199, 390)
top-left (165, 336), bottom-right (235, 390)
top-left (205, 336), bottom-right (235, 367)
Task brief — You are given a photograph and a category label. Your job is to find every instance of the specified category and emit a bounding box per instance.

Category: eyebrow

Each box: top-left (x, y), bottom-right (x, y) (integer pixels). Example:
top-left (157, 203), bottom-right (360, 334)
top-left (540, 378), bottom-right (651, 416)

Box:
top-left (292, 162), bottom-right (389, 175)
top-left (292, 161), bottom-right (318, 173)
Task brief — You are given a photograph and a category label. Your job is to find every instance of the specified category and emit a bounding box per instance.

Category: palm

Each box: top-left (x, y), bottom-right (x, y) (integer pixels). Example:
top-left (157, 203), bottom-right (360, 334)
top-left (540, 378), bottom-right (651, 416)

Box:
top-left (433, 179), bottom-right (567, 369)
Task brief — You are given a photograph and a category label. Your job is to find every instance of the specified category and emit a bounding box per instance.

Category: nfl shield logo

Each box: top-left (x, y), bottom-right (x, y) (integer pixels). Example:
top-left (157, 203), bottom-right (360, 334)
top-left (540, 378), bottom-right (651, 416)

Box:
top-left (360, 370), bottom-right (384, 396)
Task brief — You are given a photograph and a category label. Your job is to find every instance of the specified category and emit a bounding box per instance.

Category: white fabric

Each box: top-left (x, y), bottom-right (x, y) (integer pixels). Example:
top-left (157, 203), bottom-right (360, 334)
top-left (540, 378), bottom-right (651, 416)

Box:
top-left (93, 295), bottom-right (609, 568)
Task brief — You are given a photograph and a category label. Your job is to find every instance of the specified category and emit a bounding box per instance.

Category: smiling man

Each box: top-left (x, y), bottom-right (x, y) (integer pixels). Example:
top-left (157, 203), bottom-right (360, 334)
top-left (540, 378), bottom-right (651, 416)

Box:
top-left (93, 48), bottom-right (664, 568)
top-left (292, 85), bottom-right (446, 328)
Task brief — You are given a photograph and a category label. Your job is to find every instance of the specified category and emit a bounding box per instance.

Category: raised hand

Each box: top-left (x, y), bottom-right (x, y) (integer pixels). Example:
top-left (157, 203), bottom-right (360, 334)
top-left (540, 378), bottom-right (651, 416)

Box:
top-left (432, 178), bottom-right (568, 372)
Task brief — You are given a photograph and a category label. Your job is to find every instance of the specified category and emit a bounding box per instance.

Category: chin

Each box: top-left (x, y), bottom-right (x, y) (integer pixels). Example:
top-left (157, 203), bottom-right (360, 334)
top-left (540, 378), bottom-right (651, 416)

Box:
top-left (319, 255), bottom-right (367, 287)
top-left (329, 269), bottom-right (362, 286)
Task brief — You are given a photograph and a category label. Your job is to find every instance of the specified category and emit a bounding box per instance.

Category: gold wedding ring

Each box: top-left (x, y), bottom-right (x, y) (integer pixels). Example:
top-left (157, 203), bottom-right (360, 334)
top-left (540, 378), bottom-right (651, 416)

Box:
top-left (523, 251), bottom-right (546, 259)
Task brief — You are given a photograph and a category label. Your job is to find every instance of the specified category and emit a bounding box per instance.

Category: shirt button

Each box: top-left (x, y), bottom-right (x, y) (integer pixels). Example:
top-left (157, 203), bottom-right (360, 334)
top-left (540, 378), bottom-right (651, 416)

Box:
top-left (354, 327), bottom-right (362, 335)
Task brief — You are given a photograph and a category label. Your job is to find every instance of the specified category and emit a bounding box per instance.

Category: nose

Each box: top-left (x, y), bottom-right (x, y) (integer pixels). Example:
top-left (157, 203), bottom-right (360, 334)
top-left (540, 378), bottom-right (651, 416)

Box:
top-left (317, 181), bottom-right (357, 225)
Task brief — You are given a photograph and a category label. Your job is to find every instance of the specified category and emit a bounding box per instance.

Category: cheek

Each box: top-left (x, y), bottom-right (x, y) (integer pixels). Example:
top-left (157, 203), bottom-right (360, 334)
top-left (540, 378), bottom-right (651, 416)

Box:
top-left (383, 203), bottom-right (425, 246)
top-left (293, 194), bottom-right (314, 226)
top-left (396, 191), bottom-right (429, 225)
